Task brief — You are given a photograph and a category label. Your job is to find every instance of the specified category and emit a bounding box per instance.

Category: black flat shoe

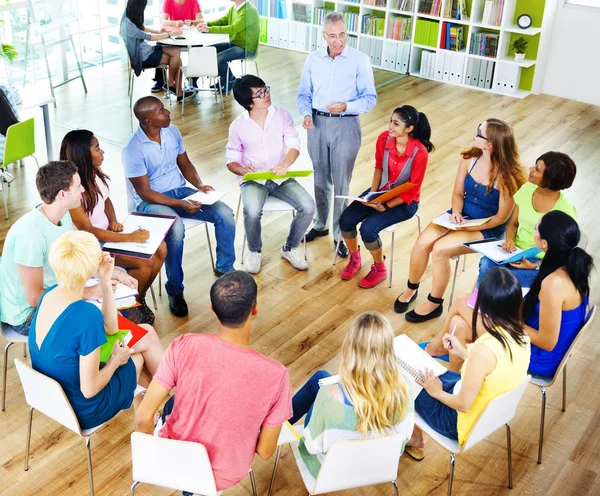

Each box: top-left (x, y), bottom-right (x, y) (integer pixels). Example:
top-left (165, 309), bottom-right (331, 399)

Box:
top-left (305, 228), bottom-right (329, 242)
top-left (168, 293), bottom-right (189, 317)
top-left (405, 294), bottom-right (444, 323)
top-left (336, 239), bottom-right (349, 258)
top-left (394, 289), bottom-right (418, 314)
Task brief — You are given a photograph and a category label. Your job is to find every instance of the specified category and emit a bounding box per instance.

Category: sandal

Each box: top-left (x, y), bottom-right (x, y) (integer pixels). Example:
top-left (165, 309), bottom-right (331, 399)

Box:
top-left (405, 446), bottom-right (425, 461)
top-left (405, 294), bottom-right (444, 323)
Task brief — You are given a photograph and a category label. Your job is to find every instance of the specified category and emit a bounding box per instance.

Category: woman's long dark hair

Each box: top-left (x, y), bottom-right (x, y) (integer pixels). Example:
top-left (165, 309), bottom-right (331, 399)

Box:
top-left (126, 0), bottom-right (148, 30)
top-left (59, 130), bottom-right (110, 215)
top-left (393, 105), bottom-right (435, 153)
top-left (523, 211), bottom-right (593, 319)
top-left (473, 267), bottom-right (528, 360)
top-left (0, 88), bottom-right (19, 136)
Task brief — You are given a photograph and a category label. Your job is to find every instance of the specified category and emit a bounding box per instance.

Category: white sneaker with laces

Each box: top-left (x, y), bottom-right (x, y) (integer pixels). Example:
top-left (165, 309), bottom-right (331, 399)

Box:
top-left (0, 171), bottom-right (14, 184)
top-left (281, 247), bottom-right (308, 271)
top-left (245, 251), bottom-right (262, 274)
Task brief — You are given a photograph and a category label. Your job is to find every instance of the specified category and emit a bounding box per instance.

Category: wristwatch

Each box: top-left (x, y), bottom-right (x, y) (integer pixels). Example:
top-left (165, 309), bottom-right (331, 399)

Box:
top-left (535, 260), bottom-right (541, 270)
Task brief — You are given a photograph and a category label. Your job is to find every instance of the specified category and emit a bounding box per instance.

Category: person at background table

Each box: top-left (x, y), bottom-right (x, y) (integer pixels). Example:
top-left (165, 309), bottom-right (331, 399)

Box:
top-left (135, 271), bottom-right (292, 494)
top-left (0, 84), bottom-right (21, 184)
top-left (338, 106), bottom-right (433, 289)
top-left (423, 212), bottom-right (592, 379)
top-left (476, 151), bottom-right (577, 288)
top-left (0, 161), bottom-right (137, 336)
top-left (406, 267), bottom-right (530, 458)
top-left (29, 231), bottom-right (164, 431)
top-left (151, 0), bottom-right (205, 93)
top-left (198, 0), bottom-right (260, 93)
top-left (121, 0), bottom-right (193, 101)
top-left (289, 311), bottom-right (416, 474)
top-left (123, 96), bottom-right (236, 318)
top-left (394, 119), bottom-right (527, 324)
top-left (297, 12), bottom-right (377, 259)
top-left (228, 75), bottom-right (315, 273)
top-left (60, 130), bottom-right (167, 325)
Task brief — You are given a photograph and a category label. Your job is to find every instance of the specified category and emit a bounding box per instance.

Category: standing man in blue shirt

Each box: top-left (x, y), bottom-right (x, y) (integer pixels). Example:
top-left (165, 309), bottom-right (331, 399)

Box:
top-left (123, 96), bottom-right (236, 317)
top-left (297, 12), bottom-right (377, 258)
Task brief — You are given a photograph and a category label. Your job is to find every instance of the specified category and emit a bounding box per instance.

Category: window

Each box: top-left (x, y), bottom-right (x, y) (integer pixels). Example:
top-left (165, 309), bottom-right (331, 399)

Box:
top-left (106, 16), bottom-right (119, 25)
top-left (108, 35), bottom-right (120, 44)
top-left (565, 0), bottom-right (600, 8)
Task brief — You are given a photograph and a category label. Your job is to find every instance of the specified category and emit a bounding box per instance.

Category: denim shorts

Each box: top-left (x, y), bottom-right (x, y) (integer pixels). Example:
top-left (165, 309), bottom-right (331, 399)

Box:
top-left (415, 370), bottom-right (460, 440)
top-left (142, 45), bottom-right (163, 69)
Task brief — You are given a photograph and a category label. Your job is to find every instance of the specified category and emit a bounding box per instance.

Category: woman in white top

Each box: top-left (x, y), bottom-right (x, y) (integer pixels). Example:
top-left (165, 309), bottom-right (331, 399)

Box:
top-left (60, 130), bottom-right (167, 325)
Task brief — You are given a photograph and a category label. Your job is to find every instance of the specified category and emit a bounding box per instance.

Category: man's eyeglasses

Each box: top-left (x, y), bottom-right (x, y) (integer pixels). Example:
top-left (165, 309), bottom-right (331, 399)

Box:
top-left (476, 124), bottom-right (488, 141)
top-left (252, 86), bottom-right (271, 100)
top-left (324, 32), bottom-right (347, 41)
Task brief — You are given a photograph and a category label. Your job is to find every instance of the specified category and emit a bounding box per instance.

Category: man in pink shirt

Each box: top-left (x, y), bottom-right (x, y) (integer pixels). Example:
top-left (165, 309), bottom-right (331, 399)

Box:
top-left (227, 75), bottom-right (316, 273)
top-left (135, 271), bottom-right (292, 492)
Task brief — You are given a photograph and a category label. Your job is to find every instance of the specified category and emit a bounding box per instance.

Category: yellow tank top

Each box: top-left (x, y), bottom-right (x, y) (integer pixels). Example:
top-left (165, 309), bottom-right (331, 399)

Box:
top-left (457, 330), bottom-right (531, 446)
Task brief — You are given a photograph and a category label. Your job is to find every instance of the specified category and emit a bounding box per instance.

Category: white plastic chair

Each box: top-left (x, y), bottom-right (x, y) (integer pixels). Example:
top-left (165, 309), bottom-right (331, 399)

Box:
top-left (268, 422), bottom-right (302, 496)
top-left (333, 212), bottom-right (422, 288)
top-left (14, 359), bottom-right (107, 495)
top-left (530, 305), bottom-right (596, 464)
top-left (225, 46), bottom-right (260, 96)
top-left (1, 320), bottom-right (28, 411)
top-left (415, 374), bottom-right (531, 496)
top-left (289, 431), bottom-right (404, 495)
top-left (235, 193), bottom-right (308, 263)
top-left (448, 255), bottom-right (468, 307)
top-left (178, 46), bottom-right (224, 115)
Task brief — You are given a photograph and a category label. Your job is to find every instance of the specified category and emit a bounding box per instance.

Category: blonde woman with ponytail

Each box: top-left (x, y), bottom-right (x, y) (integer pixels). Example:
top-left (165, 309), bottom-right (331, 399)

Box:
top-left (289, 312), bottom-right (415, 479)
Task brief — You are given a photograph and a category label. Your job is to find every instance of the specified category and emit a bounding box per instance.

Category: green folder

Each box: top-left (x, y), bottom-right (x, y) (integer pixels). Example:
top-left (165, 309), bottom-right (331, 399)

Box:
top-left (99, 330), bottom-right (130, 363)
top-left (242, 170), bottom-right (314, 181)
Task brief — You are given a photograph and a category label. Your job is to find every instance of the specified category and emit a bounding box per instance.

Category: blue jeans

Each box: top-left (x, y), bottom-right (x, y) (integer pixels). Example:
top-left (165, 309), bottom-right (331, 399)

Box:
top-left (137, 187), bottom-right (236, 295)
top-left (290, 370), bottom-right (332, 427)
top-left (240, 179), bottom-right (315, 252)
top-left (477, 255), bottom-right (539, 288)
top-left (415, 370), bottom-right (460, 440)
top-left (212, 42), bottom-right (254, 87)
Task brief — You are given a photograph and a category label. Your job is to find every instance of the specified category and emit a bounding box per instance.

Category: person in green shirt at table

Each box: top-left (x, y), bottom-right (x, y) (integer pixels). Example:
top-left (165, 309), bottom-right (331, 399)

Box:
top-left (198, 0), bottom-right (259, 93)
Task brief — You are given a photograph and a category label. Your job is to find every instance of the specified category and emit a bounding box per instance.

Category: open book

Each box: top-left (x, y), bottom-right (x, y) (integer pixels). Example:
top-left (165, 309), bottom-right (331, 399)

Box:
top-left (463, 238), bottom-right (541, 265)
top-left (85, 279), bottom-right (139, 311)
top-left (336, 182), bottom-right (417, 205)
top-left (433, 212), bottom-right (492, 230)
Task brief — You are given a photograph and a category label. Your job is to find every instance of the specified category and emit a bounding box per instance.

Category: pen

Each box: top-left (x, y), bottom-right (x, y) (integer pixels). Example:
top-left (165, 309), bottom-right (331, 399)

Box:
top-left (446, 323), bottom-right (458, 348)
top-left (138, 225), bottom-right (143, 231)
top-left (184, 198), bottom-right (203, 212)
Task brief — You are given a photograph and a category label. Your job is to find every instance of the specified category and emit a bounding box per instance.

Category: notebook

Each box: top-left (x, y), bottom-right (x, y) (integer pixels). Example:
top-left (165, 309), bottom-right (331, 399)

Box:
top-left (85, 280), bottom-right (140, 311)
top-left (433, 212), bottom-right (492, 230)
top-left (466, 287), bottom-right (530, 309)
top-left (99, 330), bottom-right (131, 363)
top-left (336, 182), bottom-right (417, 205)
top-left (463, 238), bottom-right (541, 265)
top-left (182, 190), bottom-right (227, 205)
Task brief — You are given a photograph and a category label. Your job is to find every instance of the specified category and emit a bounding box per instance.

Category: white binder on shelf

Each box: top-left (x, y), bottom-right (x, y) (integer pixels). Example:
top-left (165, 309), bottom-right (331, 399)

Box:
top-left (369, 38), bottom-right (378, 66)
top-left (485, 60), bottom-right (495, 89)
top-left (375, 39), bottom-right (383, 67)
top-left (310, 27), bottom-right (317, 51)
top-left (451, 53), bottom-right (465, 84)
top-left (465, 57), bottom-right (473, 85)
top-left (401, 44), bottom-right (410, 73)
top-left (493, 61), bottom-right (505, 92)
top-left (434, 50), bottom-right (445, 80)
top-left (477, 59), bottom-right (487, 88)
top-left (442, 51), bottom-right (451, 81)
top-left (395, 43), bottom-right (404, 72)
top-left (360, 36), bottom-right (371, 57)
top-left (279, 20), bottom-right (287, 47)
top-left (508, 64), bottom-right (521, 93)
top-left (382, 42), bottom-right (393, 70)
top-left (289, 23), bottom-right (296, 50)
top-left (302, 25), bottom-right (310, 51)
top-left (268, 19), bottom-right (278, 46)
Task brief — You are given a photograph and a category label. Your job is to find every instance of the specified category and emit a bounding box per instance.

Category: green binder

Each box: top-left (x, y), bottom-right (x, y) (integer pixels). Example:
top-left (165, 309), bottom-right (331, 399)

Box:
top-left (99, 330), bottom-right (130, 363)
top-left (242, 170), bottom-right (314, 181)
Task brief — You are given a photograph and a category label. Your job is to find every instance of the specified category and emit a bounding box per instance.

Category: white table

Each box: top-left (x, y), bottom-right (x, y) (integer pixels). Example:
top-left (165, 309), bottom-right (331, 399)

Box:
top-left (157, 30), bottom-right (228, 49)
top-left (16, 88), bottom-right (56, 161)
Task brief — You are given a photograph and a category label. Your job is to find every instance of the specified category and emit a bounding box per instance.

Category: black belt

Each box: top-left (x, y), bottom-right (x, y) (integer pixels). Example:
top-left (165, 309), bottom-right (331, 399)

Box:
top-left (312, 109), bottom-right (358, 118)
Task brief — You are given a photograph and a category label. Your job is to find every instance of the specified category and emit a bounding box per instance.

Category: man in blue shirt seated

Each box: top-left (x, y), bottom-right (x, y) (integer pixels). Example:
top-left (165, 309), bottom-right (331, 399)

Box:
top-left (123, 96), bottom-right (236, 317)
top-left (297, 12), bottom-right (377, 258)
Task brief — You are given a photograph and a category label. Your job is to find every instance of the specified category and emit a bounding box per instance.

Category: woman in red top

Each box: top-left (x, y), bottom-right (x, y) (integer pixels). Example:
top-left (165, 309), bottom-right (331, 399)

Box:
top-left (338, 105), bottom-right (434, 288)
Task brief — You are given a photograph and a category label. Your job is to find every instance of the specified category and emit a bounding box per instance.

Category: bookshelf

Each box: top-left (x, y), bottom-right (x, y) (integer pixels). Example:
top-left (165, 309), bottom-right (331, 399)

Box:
top-left (254, 0), bottom-right (556, 98)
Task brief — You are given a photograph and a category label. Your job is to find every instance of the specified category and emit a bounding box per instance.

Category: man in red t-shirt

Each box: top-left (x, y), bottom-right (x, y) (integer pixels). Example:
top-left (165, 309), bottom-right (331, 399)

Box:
top-left (135, 271), bottom-right (292, 492)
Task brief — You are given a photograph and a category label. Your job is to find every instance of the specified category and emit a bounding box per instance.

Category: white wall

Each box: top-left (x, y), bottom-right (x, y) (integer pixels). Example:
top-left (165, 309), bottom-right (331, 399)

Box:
top-left (542, 4), bottom-right (600, 105)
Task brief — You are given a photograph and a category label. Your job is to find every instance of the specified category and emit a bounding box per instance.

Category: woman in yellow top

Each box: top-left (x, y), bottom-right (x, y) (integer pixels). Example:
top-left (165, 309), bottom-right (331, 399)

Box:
top-left (406, 267), bottom-right (530, 455)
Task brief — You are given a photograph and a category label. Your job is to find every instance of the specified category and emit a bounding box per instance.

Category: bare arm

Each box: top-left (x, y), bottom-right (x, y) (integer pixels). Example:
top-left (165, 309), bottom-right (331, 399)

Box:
top-left (70, 205), bottom-right (149, 243)
top-left (129, 175), bottom-right (188, 209)
top-left (451, 159), bottom-right (468, 215)
top-left (255, 425), bottom-right (283, 460)
top-left (502, 206), bottom-right (520, 251)
top-left (370, 168), bottom-right (382, 193)
top-left (17, 265), bottom-right (44, 308)
top-left (135, 379), bottom-right (171, 434)
top-left (104, 197), bottom-right (119, 226)
top-left (524, 275), bottom-right (564, 351)
top-left (79, 343), bottom-right (130, 399)
top-left (177, 151), bottom-right (205, 190)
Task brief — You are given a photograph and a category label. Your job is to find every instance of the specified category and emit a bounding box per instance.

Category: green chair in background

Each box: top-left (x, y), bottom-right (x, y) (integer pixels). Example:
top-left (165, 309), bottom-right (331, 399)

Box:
top-left (1, 118), bottom-right (39, 219)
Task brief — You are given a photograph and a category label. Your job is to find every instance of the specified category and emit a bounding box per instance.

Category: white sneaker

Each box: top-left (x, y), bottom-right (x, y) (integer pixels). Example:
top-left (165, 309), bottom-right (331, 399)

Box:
top-left (245, 251), bottom-right (262, 274)
top-left (0, 171), bottom-right (14, 184)
top-left (281, 247), bottom-right (308, 271)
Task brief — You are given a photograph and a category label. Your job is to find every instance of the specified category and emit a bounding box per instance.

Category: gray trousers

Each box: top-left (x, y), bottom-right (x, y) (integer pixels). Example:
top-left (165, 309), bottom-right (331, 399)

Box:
top-left (307, 114), bottom-right (362, 240)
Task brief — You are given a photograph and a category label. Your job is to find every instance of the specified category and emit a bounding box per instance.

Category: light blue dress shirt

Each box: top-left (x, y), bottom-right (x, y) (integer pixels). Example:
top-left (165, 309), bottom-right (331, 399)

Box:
top-left (122, 125), bottom-right (187, 205)
top-left (297, 45), bottom-right (377, 117)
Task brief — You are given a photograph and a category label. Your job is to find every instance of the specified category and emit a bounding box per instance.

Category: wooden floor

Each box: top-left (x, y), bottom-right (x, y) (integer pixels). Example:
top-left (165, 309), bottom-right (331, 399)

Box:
top-left (1, 46), bottom-right (599, 496)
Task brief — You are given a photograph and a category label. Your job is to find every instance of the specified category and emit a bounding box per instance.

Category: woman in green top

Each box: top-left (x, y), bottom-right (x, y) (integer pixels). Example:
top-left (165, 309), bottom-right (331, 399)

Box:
top-left (477, 151), bottom-right (577, 288)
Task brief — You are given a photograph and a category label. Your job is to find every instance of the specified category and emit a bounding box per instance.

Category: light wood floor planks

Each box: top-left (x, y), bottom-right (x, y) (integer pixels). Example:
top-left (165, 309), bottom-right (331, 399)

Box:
top-left (1, 46), bottom-right (599, 495)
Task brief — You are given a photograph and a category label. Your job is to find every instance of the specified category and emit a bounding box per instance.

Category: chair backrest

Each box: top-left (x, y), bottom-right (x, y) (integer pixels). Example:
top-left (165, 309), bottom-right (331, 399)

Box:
top-left (131, 432), bottom-right (218, 495)
top-left (14, 359), bottom-right (82, 435)
top-left (579, 230), bottom-right (589, 250)
top-left (186, 47), bottom-right (218, 78)
top-left (4, 118), bottom-right (35, 165)
top-left (461, 375), bottom-right (531, 452)
top-left (124, 175), bottom-right (137, 213)
top-left (312, 434), bottom-right (404, 494)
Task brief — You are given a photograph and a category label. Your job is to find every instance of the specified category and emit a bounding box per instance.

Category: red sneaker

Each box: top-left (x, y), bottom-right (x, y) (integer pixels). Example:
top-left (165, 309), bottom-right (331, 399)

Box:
top-left (341, 247), bottom-right (362, 280)
top-left (358, 260), bottom-right (388, 289)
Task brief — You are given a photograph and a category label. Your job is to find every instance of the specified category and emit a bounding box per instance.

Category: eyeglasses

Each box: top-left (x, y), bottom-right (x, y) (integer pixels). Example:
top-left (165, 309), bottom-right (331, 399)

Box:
top-left (252, 86), bottom-right (271, 100)
top-left (324, 32), bottom-right (347, 41)
top-left (476, 124), bottom-right (488, 141)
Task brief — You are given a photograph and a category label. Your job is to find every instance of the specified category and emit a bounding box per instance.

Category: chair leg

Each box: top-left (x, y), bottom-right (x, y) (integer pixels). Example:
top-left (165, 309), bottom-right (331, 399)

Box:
top-left (389, 231), bottom-right (395, 288)
top-left (562, 365), bottom-right (567, 412)
top-left (447, 453), bottom-right (455, 496)
top-left (204, 222), bottom-right (216, 271)
top-left (241, 232), bottom-right (246, 264)
top-left (130, 481), bottom-right (140, 495)
top-left (538, 386), bottom-right (546, 464)
top-left (179, 68), bottom-right (185, 116)
top-left (249, 467), bottom-right (258, 496)
top-left (462, 255), bottom-right (467, 271)
top-left (448, 257), bottom-right (460, 307)
top-left (267, 446), bottom-right (282, 496)
top-left (226, 63), bottom-right (231, 97)
top-left (218, 78), bottom-right (224, 113)
top-left (158, 271), bottom-right (162, 297)
top-left (2, 182), bottom-right (8, 220)
top-left (332, 237), bottom-right (342, 265)
top-left (303, 234), bottom-right (307, 261)
top-left (129, 72), bottom-right (134, 109)
top-left (24, 407), bottom-right (34, 471)
top-left (23, 343), bottom-right (27, 358)
top-left (149, 285), bottom-right (158, 311)
top-left (85, 436), bottom-right (95, 496)
top-left (506, 423), bottom-right (513, 489)
top-left (235, 194), bottom-right (242, 224)
top-left (392, 480), bottom-right (399, 496)
top-left (2, 341), bottom-right (13, 411)
top-left (416, 213), bottom-right (421, 233)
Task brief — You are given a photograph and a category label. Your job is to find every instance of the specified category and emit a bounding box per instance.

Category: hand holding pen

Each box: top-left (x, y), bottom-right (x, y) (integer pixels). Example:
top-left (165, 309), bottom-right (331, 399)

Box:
top-left (128, 225), bottom-right (150, 243)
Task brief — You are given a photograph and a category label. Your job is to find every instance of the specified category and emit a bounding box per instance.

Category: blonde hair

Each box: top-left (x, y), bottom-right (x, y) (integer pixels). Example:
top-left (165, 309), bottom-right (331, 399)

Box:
top-left (461, 118), bottom-right (527, 196)
top-left (49, 231), bottom-right (102, 290)
top-left (338, 312), bottom-right (409, 436)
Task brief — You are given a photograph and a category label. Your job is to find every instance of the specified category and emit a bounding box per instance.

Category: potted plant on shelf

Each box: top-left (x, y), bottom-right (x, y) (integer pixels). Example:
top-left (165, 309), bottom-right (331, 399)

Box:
top-left (511, 37), bottom-right (527, 62)
top-left (0, 20), bottom-right (18, 63)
